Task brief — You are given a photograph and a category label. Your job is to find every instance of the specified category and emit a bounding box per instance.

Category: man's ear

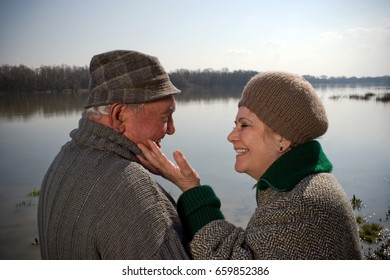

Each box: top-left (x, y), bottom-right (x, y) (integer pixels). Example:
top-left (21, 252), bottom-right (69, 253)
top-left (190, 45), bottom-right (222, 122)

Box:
top-left (109, 103), bottom-right (127, 133)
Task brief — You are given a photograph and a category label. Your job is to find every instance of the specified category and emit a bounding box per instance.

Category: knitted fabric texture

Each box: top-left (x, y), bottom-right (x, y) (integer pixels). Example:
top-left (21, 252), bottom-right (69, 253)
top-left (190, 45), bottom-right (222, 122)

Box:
top-left (177, 185), bottom-right (224, 237)
top-left (38, 118), bottom-right (188, 259)
top-left (85, 50), bottom-right (180, 108)
top-left (238, 71), bottom-right (328, 144)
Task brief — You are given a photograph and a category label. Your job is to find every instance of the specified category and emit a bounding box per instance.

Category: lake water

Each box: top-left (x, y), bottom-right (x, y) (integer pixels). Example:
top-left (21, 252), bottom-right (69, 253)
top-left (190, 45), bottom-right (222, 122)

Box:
top-left (0, 85), bottom-right (389, 260)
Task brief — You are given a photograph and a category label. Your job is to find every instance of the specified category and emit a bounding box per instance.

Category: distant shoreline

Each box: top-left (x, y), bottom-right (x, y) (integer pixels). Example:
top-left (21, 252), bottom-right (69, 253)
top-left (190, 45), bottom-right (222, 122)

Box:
top-left (1, 64), bottom-right (389, 94)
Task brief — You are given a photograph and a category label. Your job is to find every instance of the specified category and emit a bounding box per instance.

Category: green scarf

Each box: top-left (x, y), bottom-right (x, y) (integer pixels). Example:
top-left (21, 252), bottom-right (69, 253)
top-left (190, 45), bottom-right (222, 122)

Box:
top-left (256, 140), bottom-right (332, 192)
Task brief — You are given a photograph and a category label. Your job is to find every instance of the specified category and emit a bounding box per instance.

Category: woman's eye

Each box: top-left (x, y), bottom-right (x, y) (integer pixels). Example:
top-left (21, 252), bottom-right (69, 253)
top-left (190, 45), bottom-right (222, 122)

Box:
top-left (233, 121), bottom-right (249, 130)
top-left (233, 123), bottom-right (249, 130)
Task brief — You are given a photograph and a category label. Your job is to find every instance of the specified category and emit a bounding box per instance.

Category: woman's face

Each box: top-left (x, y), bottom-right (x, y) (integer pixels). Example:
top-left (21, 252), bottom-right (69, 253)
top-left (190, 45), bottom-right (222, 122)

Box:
top-left (227, 106), bottom-right (282, 180)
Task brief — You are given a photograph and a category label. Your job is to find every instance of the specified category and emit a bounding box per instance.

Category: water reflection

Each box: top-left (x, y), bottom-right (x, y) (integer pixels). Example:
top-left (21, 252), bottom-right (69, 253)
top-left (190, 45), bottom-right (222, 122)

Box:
top-left (329, 92), bottom-right (390, 102)
top-left (0, 92), bottom-right (89, 120)
top-left (0, 86), bottom-right (243, 120)
top-left (175, 85), bottom-right (243, 102)
top-left (1, 85), bottom-right (388, 120)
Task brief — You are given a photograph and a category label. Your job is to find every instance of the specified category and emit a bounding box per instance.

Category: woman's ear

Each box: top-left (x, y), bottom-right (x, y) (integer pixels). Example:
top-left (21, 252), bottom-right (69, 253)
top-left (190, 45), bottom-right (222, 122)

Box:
top-left (280, 137), bottom-right (292, 153)
top-left (109, 103), bottom-right (127, 133)
top-left (276, 134), bottom-right (292, 153)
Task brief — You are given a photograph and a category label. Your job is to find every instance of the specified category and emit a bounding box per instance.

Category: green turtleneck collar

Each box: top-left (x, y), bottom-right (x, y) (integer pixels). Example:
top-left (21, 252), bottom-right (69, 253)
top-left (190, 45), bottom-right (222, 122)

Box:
top-left (256, 140), bottom-right (332, 192)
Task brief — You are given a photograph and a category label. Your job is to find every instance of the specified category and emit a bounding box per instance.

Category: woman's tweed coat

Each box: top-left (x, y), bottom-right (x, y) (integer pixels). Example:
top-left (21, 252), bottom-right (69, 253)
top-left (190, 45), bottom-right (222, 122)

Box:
top-left (177, 142), bottom-right (362, 260)
top-left (38, 118), bottom-right (188, 259)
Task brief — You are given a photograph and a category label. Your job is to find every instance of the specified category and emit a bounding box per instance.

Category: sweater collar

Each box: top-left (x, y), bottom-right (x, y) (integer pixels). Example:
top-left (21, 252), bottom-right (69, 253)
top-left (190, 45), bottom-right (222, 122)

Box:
top-left (70, 117), bottom-right (141, 161)
top-left (256, 140), bottom-right (332, 192)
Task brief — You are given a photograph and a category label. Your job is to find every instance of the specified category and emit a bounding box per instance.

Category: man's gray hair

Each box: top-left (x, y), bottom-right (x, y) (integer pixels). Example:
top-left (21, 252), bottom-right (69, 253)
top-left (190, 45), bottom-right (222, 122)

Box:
top-left (83, 103), bottom-right (145, 120)
top-left (83, 105), bottom-right (111, 119)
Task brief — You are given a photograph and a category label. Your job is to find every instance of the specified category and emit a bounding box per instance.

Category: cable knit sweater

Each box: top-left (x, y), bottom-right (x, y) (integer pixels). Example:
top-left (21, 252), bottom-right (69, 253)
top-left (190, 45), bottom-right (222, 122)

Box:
top-left (177, 141), bottom-right (362, 259)
top-left (38, 117), bottom-right (188, 259)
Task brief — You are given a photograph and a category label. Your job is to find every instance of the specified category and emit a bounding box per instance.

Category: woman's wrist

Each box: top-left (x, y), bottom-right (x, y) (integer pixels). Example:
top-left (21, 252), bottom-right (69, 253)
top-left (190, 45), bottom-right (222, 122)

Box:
top-left (180, 181), bottom-right (201, 192)
top-left (177, 185), bottom-right (224, 237)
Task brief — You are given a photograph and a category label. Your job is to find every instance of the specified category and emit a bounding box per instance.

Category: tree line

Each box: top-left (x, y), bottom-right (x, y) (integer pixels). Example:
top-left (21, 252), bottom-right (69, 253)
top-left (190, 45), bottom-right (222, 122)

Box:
top-left (1, 64), bottom-right (389, 94)
top-left (0, 64), bottom-right (90, 93)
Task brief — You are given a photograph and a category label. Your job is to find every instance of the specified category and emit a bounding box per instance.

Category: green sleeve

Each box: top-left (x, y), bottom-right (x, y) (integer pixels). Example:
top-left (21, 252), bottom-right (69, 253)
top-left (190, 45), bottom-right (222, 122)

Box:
top-left (177, 185), bottom-right (224, 239)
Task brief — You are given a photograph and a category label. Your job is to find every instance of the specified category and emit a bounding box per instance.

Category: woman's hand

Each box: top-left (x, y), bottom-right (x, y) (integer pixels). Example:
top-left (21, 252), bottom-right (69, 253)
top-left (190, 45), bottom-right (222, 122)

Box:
top-left (137, 140), bottom-right (201, 192)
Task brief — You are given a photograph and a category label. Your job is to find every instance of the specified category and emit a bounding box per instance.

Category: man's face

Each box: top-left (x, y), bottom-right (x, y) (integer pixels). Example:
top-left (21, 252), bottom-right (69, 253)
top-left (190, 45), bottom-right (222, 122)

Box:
top-left (121, 96), bottom-right (176, 148)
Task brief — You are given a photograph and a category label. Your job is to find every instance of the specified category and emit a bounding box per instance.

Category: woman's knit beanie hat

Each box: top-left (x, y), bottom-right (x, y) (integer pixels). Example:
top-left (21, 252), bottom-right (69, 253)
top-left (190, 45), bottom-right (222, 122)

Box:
top-left (85, 50), bottom-right (180, 108)
top-left (238, 71), bottom-right (328, 145)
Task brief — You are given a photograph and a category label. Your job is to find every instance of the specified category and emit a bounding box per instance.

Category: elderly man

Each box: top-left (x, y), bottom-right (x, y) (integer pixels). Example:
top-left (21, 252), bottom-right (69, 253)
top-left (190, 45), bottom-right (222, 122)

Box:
top-left (38, 50), bottom-right (188, 259)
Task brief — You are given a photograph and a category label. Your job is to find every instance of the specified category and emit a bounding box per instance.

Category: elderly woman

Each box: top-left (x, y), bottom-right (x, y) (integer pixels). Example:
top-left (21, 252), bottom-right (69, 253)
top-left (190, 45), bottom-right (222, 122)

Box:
top-left (138, 71), bottom-right (362, 260)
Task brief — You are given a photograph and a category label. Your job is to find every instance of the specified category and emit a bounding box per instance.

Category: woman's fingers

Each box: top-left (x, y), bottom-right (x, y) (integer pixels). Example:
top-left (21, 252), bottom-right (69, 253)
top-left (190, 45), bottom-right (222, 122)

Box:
top-left (172, 150), bottom-right (201, 191)
top-left (136, 154), bottom-right (160, 175)
top-left (138, 140), bottom-right (201, 192)
top-left (146, 140), bottom-right (178, 171)
top-left (173, 151), bottom-right (195, 176)
top-left (137, 143), bottom-right (158, 167)
top-left (138, 141), bottom-right (176, 178)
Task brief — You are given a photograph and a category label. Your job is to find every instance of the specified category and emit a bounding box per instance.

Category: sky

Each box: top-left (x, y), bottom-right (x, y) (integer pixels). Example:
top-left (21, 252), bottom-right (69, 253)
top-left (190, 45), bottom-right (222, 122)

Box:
top-left (0, 0), bottom-right (389, 77)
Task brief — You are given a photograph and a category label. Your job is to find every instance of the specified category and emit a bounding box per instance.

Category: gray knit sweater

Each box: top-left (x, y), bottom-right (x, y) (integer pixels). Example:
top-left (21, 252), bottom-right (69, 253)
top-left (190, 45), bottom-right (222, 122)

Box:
top-left (38, 118), bottom-right (188, 259)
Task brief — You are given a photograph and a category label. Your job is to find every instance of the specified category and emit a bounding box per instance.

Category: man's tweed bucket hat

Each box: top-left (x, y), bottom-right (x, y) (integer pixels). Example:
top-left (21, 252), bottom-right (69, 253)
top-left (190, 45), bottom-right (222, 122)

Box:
top-left (85, 50), bottom-right (180, 108)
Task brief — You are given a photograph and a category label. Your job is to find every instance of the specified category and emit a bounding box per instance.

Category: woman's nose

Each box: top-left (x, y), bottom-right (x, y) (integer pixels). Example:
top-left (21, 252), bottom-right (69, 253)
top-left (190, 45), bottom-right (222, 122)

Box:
top-left (227, 128), bottom-right (238, 143)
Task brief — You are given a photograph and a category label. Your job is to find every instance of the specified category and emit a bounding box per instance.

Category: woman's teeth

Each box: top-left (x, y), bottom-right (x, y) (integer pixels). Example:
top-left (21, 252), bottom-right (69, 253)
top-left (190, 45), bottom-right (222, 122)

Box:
top-left (235, 149), bottom-right (248, 155)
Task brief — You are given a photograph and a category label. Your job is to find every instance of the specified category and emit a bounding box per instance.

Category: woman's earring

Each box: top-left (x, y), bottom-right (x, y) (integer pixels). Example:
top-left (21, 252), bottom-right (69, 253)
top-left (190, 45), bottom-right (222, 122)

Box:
top-left (278, 146), bottom-right (284, 153)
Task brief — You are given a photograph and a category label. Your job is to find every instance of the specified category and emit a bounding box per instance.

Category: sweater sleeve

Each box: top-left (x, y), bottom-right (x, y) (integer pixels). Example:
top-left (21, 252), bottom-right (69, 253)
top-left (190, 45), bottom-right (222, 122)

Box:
top-left (177, 185), bottom-right (260, 260)
top-left (177, 185), bottom-right (224, 239)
